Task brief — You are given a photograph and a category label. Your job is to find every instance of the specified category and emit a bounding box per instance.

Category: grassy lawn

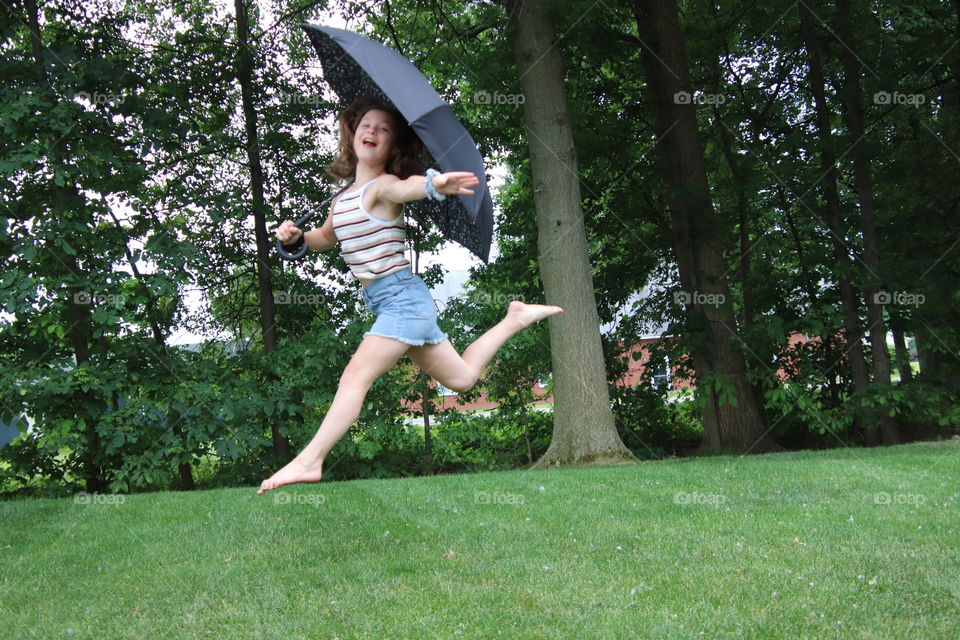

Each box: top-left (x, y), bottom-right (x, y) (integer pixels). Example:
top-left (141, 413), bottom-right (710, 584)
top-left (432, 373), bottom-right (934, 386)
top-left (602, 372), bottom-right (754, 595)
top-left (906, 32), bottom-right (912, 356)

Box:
top-left (1, 440), bottom-right (957, 639)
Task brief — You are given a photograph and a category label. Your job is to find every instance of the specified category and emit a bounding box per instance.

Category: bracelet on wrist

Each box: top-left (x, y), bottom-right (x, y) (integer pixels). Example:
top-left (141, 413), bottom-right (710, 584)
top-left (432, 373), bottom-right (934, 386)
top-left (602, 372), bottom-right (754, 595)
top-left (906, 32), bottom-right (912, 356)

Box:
top-left (424, 168), bottom-right (447, 202)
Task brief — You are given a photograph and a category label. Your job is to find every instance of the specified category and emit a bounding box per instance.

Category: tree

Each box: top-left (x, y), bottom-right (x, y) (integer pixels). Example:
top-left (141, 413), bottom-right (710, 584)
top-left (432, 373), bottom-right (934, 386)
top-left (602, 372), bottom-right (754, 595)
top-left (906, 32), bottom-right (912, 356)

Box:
top-left (796, 0), bottom-right (882, 444)
top-left (834, 0), bottom-right (898, 445)
top-left (632, 0), bottom-right (781, 453)
top-left (233, 0), bottom-right (291, 461)
top-left (506, 0), bottom-right (635, 466)
top-left (20, 0), bottom-right (107, 490)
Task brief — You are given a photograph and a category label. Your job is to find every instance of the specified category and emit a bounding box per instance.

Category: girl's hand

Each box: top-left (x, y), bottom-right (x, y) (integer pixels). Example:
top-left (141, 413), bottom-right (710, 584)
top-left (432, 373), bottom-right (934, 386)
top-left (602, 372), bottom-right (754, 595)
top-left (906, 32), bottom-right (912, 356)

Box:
top-left (276, 220), bottom-right (303, 244)
top-left (431, 171), bottom-right (479, 196)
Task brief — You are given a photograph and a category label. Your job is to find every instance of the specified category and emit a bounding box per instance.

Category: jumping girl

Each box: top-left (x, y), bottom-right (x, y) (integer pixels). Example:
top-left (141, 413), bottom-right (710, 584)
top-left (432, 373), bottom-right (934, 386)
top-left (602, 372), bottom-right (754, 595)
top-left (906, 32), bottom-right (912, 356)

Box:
top-left (259, 95), bottom-right (562, 494)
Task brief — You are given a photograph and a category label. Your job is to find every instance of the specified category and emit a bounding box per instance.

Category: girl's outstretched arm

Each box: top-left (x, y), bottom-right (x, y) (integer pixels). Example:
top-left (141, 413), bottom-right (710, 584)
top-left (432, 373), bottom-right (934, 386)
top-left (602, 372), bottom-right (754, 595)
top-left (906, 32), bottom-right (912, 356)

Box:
top-left (376, 171), bottom-right (479, 205)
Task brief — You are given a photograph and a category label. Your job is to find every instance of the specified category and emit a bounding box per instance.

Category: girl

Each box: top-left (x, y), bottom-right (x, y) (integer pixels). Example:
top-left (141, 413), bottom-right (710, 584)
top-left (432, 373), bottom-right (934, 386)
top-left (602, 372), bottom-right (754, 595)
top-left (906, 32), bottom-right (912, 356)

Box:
top-left (260, 95), bottom-right (562, 494)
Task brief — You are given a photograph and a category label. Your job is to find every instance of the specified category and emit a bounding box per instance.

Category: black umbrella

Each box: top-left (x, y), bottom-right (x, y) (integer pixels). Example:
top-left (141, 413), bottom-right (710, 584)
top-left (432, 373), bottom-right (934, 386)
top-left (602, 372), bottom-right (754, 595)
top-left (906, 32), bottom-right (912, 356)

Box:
top-left (279, 23), bottom-right (494, 263)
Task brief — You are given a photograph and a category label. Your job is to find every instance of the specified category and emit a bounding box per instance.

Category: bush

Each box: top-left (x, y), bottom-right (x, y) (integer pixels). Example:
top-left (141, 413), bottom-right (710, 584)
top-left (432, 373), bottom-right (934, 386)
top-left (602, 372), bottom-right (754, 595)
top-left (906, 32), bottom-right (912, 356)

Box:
top-left (610, 385), bottom-right (702, 458)
top-left (323, 416), bottom-right (425, 481)
top-left (0, 430), bottom-right (72, 499)
top-left (430, 408), bottom-right (552, 472)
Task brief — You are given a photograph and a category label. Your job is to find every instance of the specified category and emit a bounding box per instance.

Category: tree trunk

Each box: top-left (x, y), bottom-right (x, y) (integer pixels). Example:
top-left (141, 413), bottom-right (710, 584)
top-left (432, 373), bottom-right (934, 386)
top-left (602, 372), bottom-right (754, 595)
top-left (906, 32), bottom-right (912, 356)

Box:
top-left (234, 0), bottom-right (291, 461)
top-left (835, 0), bottom-right (899, 445)
top-left (507, 0), bottom-right (634, 466)
top-left (712, 101), bottom-right (769, 422)
top-left (797, 1), bottom-right (876, 444)
top-left (915, 324), bottom-right (941, 378)
top-left (633, 0), bottom-right (780, 454)
top-left (890, 321), bottom-right (913, 384)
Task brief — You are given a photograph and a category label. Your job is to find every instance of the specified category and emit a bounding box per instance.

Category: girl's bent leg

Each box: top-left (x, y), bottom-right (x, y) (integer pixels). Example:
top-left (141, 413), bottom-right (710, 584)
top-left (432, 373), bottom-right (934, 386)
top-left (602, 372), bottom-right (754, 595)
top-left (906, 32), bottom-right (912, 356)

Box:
top-left (407, 300), bottom-right (562, 393)
top-left (257, 335), bottom-right (411, 494)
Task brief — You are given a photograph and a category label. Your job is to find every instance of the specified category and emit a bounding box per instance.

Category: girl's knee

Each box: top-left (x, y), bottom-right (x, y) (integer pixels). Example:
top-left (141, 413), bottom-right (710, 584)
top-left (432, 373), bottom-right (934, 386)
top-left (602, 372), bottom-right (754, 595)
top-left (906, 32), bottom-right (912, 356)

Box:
top-left (339, 361), bottom-right (377, 390)
top-left (445, 373), bottom-right (478, 394)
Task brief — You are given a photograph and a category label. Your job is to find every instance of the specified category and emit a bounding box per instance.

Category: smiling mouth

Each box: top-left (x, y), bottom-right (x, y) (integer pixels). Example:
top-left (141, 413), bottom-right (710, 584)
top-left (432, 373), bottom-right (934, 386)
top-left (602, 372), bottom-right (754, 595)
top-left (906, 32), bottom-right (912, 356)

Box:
top-left (362, 140), bottom-right (376, 148)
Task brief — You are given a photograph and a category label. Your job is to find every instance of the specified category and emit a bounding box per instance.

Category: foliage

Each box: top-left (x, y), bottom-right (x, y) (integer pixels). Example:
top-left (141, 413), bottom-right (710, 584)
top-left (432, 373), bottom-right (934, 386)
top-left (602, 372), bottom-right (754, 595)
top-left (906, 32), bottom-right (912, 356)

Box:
top-left (429, 408), bottom-right (553, 472)
top-left (2, 0), bottom-right (959, 493)
top-left (610, 385), bottom-right (703, 459)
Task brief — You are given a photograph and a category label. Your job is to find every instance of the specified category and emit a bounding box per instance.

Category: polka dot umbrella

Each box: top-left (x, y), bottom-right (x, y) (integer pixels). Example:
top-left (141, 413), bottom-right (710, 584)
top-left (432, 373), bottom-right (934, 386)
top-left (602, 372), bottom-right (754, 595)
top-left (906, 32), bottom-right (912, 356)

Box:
top-left (280, 23), bottom-right (494, 263)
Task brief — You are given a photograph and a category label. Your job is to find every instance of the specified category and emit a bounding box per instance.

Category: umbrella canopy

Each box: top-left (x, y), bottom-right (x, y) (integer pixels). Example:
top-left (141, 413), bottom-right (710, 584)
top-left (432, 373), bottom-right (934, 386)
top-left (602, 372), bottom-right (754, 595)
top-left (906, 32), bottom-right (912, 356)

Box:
top-left (301, 23), bottom-right (493, 263)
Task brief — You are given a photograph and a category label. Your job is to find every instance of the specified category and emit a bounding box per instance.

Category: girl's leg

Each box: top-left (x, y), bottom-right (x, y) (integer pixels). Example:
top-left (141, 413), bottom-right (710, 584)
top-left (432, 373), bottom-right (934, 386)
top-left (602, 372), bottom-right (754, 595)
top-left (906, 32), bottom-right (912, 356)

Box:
top-left (257, 335), bottom-right (411, 494)
top-left (407, 301), bottom-right (562, 393)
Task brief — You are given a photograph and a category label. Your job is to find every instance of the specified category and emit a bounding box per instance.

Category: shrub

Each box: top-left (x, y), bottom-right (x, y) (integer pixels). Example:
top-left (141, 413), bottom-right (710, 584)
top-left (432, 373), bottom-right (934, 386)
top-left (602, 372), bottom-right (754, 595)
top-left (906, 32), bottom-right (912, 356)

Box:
top-left (610, 385), bottom-right (702, 458)
top-left (430, 408), bottom-right (552, 472)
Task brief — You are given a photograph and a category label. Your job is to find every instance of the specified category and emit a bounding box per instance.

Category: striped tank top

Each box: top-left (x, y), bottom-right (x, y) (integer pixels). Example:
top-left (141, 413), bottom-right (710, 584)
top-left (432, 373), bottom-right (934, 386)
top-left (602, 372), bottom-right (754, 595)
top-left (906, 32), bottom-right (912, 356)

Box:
top-left (332, 177), bottom-right (410, 280)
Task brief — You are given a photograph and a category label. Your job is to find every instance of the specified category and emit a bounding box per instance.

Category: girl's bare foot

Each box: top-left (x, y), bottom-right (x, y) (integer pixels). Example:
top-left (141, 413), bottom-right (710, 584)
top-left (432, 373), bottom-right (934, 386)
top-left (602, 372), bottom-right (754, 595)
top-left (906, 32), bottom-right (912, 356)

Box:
top-left (257, 456), bottom-right (323, 495)
top-left (506, 300), bottom-right (564, 328)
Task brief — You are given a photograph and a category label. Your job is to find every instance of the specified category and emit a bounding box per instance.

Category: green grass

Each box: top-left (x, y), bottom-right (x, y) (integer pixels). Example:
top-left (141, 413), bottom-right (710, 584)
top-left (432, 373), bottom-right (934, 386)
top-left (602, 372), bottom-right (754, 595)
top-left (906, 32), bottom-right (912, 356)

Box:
top-left (2, 441), bottom-right (958, 639)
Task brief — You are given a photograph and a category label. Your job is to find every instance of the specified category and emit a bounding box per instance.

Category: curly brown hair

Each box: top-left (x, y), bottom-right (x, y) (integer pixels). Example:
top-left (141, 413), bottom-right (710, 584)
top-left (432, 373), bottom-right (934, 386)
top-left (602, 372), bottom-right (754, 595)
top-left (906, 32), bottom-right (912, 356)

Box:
top-left (326, 95), bottom-right (425, 182)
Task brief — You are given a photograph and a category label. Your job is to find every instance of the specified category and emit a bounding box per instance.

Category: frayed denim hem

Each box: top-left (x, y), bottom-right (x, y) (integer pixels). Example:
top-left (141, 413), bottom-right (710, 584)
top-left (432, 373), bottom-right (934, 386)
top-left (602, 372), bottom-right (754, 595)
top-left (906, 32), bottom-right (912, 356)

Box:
top-left (363, 330), bottom-right (448, 347)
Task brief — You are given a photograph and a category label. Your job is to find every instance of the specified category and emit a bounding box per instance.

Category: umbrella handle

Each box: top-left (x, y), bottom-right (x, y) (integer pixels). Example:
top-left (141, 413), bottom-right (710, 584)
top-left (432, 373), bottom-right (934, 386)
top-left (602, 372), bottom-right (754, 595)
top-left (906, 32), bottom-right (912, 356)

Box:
top-left (276, 210), bottom-right (316, 261)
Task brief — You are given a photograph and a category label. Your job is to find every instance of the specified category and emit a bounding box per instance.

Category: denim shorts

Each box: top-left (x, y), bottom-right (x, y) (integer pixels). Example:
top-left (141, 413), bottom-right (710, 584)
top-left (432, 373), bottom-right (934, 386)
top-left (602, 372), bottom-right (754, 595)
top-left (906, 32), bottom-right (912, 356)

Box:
top-left (361, 268), bottom-right (448, 346)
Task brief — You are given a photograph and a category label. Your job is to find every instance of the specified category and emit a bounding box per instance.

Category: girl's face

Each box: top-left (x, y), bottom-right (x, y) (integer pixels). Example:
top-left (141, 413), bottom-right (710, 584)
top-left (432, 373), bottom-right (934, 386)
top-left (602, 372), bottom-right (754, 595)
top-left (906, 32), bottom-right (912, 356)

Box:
top-left (353, 109), bottom-right (396, 167)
